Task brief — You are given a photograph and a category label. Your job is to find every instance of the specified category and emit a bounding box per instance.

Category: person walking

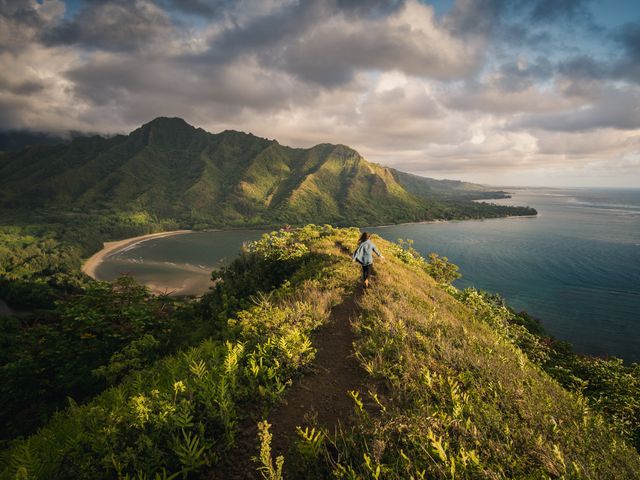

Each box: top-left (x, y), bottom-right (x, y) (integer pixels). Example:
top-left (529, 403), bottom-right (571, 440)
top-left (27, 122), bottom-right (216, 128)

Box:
top-left (352, 232), bottom-right (383, 288)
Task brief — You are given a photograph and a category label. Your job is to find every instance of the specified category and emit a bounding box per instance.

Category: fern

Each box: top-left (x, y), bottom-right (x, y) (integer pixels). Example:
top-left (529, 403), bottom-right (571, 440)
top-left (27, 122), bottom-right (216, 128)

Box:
top-left (296, 426), bottom-right (325, 459)
top-left (188, 359), bottom-right (207, 380)
top-left (173, 429), bottom-right (206, 472)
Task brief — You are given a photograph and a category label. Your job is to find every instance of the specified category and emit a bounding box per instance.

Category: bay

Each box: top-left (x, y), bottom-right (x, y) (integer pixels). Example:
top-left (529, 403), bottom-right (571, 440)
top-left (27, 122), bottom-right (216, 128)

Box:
top-left (95, 187), bottom-right (640, 362)
top-left (94, 230), bottom-right (265, 295)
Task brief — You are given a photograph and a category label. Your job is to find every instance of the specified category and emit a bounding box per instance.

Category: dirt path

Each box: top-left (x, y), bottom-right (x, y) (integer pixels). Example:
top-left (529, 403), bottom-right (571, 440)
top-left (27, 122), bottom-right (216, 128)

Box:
top-left (269, 290), bottom-right (362, 453)
top-left (209, 287), bottom-right (363, 479)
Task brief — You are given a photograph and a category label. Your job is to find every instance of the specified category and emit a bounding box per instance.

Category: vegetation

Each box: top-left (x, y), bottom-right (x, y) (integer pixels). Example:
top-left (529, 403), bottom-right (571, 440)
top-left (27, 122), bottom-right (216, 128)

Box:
top-left (0, 277), bottom-right (180, 442)
top-left (394, 236), bottom-right (640, 451)
top-left (0, 225), bottom-right (334, 444)
top-left (0, 227), bottom-right (86, 308)
top-left (448, 288), bottom-right (640, 452)
top-left (1, 226), bottom-right (638, 479)
top-left (0, 117), bottom-right (536, 230)
top-left (0, 226), bottom-right (347, 478)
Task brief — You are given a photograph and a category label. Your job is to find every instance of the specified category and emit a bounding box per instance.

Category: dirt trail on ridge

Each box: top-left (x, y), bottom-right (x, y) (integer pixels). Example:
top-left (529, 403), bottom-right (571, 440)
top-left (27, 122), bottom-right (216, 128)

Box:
top-left (210, 247), bottom-right (363, 479)
top-left (268, 289), bottom-right (362, 456)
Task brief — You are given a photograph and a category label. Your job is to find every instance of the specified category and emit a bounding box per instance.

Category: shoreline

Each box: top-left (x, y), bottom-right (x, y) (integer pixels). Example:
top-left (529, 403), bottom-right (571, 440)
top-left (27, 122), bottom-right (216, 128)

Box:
top-left (80, 207), bottom-right (536, 294)
top-left (81, 230), bottom-right (193, 280)
top-left (82, 210), bottom-right (535, 280)
top-left (369, 212), bottom-right (538, 229)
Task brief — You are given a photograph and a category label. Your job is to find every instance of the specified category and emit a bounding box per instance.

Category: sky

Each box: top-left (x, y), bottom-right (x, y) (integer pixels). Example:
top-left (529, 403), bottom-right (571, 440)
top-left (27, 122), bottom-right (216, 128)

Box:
top-left (1, 0), bottom-right (639, 187)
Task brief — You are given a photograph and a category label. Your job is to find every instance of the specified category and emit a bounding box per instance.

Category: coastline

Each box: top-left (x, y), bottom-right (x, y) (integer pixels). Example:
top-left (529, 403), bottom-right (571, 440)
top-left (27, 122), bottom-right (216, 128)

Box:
top-left (80, 207), bottom-right (537, 295)
top-left (81, 230), bottom-right (193, 279)
top-left (369, 213), bottom-right (538, 229)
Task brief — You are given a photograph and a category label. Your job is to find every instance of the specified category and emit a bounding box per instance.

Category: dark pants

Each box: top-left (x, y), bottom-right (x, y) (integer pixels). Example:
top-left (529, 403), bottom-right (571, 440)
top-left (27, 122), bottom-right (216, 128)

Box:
top-left (362, 263), bottom-right (373, 281)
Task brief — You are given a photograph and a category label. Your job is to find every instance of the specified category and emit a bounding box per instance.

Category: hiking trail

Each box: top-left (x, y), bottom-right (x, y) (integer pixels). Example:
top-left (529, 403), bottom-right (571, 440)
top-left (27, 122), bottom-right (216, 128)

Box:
top-left (210, 248), bottom-right (363, 479)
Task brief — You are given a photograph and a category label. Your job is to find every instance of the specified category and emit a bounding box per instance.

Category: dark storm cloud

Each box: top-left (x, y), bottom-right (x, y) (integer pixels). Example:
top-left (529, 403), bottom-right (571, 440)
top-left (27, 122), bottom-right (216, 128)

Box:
top-left (0, 0), bottom-right (50, 53)
top-left (43, 0), bottom-right (173, 52)
top-left (558, 56), bottom-right (610, 81)
top-left (552, 22), bottom-right (640, 85)
top-left (197, 1), bottom-right (328, 65)
top-left (0, 77), bottom-right (46, 95)
top-left (336, 0), bottom-right (405, 17)
top-left (446, 0), bottom-right (594, 45)
top-left (0, 0), bottom-right (43, 27)
top-left (613, 21), bottom-right (640, 61)
top-left (66, 53), bottom-right (298, 116)
top-left (610, 21), bottom-right (640, 83)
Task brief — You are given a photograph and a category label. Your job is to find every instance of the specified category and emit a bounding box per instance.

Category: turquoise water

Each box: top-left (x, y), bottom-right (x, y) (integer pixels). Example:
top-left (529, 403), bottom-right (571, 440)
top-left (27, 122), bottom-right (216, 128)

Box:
top-left (96, 188), bottom-right (640, 362)
top-left (95, 230), bottom-right (265, 295)
top-left (369, 188), bottom-right (640, 363)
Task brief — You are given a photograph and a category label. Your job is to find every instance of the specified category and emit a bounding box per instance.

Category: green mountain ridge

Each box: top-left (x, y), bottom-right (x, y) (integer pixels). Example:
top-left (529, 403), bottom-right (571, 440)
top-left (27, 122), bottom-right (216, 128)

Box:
top-left (0, 117), bottom-right (535, 227)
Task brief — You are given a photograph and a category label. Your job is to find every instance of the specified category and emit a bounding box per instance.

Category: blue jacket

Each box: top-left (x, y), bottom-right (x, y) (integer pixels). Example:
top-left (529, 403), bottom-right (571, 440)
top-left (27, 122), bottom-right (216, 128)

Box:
top-left (353, 239), bottom-right (381, 266)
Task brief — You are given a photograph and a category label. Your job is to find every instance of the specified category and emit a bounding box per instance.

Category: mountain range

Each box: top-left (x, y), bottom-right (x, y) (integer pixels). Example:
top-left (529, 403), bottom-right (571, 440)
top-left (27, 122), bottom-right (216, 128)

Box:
top-left (0, 117), bottom-right (535, 227)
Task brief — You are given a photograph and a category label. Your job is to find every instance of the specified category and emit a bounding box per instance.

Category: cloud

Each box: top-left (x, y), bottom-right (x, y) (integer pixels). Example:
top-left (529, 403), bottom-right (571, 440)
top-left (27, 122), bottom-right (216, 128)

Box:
top-left (512, 85), bottom-right (640, 132)
top-left (609, 21), bottom-right (640, 84)
top-left (0, 0), bottom-right (639, 186)
top-left (0, 0), bottom-right (65, 52)
top-left (614, 21), bottom-right (640, 62)
top-left (446, 86), bottom-right (574, 114)
top-left (534, 129), bottom-right (640, 157)
top-left (197, 0), bottom-right (480, 87)
top-left (42, 0), bottom-right (174, 52)
top-left (528, 0), bottom-right (593, 23)
top-left (158, 0), bottom-right (234, 17)
top-left (444, 0), bottom-right (595, 50)
top-left (0, 43), bottom-right (82, 132)
top-left (279, 1), bottom-right (479, 85)
top-left (336, 0), bottom-right (405, 17)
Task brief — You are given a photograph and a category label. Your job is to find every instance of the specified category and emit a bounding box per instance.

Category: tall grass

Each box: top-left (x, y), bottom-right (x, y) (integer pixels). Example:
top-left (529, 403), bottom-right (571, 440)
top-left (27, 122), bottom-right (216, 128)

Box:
top-left (326, 232), bottom-right (640, 479)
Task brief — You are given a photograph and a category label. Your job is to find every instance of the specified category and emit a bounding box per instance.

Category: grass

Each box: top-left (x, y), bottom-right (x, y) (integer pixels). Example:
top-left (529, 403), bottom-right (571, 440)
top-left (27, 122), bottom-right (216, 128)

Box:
top-left (1, 226), bottom-right (638, 479)
top-left (323, 232), bottom-right (640, 479)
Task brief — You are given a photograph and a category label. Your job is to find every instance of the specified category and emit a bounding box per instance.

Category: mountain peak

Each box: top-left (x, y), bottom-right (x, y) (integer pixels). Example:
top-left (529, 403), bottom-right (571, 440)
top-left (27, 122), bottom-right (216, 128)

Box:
top-left (131, 117), bottom-right (201, 148)
top-left (137, 117), bottom-right (196, 134)
top-left (141, 117), bottom-right (192, 128)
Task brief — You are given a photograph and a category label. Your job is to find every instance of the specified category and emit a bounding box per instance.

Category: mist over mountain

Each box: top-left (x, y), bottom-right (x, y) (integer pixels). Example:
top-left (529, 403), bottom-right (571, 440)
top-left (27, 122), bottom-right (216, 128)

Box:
top-left (0, 131), bottom-right (70, 152)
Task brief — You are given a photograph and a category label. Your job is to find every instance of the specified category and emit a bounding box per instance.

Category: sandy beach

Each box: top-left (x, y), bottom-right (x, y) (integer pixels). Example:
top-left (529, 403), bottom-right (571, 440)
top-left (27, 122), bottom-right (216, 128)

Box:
top-left (81, 230), bottom-right (193, 279)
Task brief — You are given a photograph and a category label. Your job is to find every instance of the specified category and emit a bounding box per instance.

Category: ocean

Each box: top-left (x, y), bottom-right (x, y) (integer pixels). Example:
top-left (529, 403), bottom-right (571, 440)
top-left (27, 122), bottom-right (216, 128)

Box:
top-left (95, 187), bottom-right (640, 362)
top-left (369, 187), bottom-right (640, 363)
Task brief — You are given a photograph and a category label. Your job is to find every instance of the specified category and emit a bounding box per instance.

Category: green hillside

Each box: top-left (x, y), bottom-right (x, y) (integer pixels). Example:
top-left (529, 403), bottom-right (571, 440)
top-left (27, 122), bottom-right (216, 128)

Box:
top-left (0, 118), bottom-right (535, 228)
top-left (2, 226), bottom-right (638, 479)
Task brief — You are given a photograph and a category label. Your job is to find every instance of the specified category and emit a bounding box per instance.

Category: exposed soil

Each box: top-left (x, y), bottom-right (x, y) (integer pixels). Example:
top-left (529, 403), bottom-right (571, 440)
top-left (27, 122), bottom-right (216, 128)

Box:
top-left (269, 290), bottom-right (362, 455)
top-left (208, 285), bottom-right (363, 479)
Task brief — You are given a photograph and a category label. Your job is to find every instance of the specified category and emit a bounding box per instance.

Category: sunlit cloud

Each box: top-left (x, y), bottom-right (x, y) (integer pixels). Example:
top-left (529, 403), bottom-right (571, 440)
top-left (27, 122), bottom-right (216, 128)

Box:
top-left (0, 0), bottom-right (639, 187)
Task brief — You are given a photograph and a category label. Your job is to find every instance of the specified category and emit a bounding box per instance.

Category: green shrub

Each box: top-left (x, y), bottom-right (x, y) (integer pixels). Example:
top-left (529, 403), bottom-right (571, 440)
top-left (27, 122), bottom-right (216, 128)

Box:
top-left (0, 226), bottom-right (345, 479)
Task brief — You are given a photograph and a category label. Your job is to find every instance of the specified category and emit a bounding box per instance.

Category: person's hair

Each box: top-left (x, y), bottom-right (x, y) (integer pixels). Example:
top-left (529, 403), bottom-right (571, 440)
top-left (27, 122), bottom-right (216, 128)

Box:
top-left (358, 232), bottom-right (369, 244)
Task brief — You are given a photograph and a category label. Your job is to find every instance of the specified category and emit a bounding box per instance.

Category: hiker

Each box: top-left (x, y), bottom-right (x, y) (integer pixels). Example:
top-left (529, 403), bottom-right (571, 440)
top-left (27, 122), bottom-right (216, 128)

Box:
top-left (352, 232), bottom-right (383, 288)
